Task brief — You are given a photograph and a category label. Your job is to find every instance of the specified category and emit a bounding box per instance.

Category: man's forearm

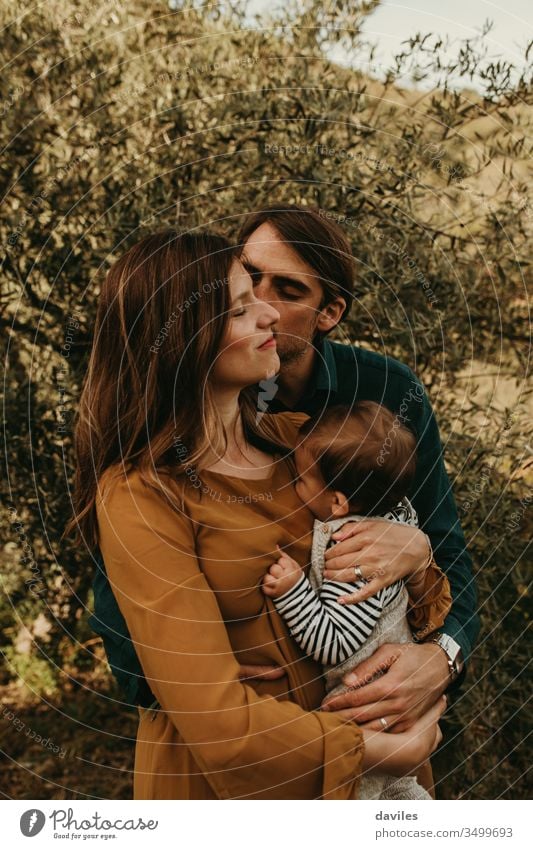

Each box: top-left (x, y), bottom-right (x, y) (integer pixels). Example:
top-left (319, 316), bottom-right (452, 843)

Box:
top-left (413, 469), bottom-right (480, 662)
top-left (409, 395), bottom-right (480, 664)
top-left (432, 546), bottom-right (478, 662)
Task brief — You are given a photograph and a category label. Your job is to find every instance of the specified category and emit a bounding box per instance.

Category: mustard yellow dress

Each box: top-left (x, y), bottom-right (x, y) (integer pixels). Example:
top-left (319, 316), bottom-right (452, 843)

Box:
top-left (96, 413), bottom-right (450, 799)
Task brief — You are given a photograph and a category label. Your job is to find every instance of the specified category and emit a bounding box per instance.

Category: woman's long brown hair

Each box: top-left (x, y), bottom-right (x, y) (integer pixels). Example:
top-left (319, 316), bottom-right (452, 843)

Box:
top-left (67, 230), bottom-right (287, 550)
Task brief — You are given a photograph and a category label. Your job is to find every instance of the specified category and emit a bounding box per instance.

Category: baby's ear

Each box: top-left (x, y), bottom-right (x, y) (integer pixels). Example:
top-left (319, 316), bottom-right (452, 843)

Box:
top-left (330, 490), bottom-right (350, 518)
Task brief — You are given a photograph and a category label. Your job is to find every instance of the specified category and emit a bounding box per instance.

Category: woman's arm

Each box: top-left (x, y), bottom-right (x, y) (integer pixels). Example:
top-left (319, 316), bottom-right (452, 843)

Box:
top-left (96, 470), bottom-right (365, 800)
top-left (405, 556), bottom-right (452, 640)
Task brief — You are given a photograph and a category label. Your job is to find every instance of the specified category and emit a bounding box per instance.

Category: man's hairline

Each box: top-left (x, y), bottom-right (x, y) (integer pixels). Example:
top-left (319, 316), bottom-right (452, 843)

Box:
top-left (240, 232), bottom-right (343, 310)
top-left (240, 218), bottom-right (350, 334)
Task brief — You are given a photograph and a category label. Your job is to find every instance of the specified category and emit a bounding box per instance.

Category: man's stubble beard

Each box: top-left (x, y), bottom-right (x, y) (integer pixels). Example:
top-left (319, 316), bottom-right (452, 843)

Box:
top-left (276, 338), bottom-right (309, 366)
top-left (274, 317), bottom-right (319, 367)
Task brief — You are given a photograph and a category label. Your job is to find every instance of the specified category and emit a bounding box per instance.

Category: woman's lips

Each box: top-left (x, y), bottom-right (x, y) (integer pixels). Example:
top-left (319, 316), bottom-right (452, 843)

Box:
top-left (257, 336), bottom-right (276, 350)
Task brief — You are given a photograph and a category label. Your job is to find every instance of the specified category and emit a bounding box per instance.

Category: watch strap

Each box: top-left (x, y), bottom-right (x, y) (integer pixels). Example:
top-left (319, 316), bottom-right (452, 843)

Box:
top-left (426, 633), bottom-right (458, 682)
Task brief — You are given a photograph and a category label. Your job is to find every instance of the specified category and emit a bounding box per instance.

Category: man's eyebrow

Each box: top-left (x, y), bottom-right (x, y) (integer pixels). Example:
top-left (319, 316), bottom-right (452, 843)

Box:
top-left (242, 258), bottom-right (312, 294)
top-left (241, 257), bottom-right (260, 273)
top-left (272, 275), bottom-right (312, 295)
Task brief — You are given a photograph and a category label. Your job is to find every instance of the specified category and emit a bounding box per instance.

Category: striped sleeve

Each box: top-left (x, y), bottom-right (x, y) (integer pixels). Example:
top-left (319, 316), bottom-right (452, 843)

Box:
top-left (273, 574), bottom-right (391, 666)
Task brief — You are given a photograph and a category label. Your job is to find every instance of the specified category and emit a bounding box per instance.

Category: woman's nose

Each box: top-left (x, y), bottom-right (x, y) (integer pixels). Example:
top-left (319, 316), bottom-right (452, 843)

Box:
top-left (264, 304), bottom-right (280, 325)
top-left (257, 300), bottom-right (280, 327)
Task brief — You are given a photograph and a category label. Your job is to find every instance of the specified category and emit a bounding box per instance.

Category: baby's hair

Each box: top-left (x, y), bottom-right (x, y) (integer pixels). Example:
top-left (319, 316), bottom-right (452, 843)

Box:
top-left (297, 402), bottom-right (417, 515)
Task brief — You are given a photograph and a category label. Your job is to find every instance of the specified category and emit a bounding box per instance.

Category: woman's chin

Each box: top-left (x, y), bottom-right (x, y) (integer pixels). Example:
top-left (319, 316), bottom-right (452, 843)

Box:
top-left (237, 351), bottom-right (280, 388)
top-left (263, 350), bottom-right (280, 376)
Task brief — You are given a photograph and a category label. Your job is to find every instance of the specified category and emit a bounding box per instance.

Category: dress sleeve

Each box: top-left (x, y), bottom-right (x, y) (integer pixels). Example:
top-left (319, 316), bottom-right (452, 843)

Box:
top-left (96, 470), bottom-right (364, 800)
top-left (406, 557), bottom-right (453, 641)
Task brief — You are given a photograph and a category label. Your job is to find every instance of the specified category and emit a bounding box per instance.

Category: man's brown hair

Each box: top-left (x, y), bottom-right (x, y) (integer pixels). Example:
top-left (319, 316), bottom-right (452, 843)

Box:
top-left (298, 402), bottom-right (418, 515)
top-left (237, 203), bottom-right (355, 329)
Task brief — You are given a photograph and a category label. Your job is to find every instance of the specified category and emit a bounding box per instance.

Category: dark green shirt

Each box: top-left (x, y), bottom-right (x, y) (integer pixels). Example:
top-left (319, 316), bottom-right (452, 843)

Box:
top-left (90, 339), bottom-right (479, 705)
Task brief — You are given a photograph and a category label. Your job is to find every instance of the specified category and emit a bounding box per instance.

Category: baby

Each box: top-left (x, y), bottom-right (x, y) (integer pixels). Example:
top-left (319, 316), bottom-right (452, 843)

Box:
top-left (262, 401), bottom-right (448, 800)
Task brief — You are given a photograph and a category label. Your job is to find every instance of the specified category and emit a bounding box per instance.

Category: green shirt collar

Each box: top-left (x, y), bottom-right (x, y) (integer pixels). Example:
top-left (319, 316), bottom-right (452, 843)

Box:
top-left (263, 336), bottom-right (340, 414)
top-left (318, 336), bottom-right (339, 393)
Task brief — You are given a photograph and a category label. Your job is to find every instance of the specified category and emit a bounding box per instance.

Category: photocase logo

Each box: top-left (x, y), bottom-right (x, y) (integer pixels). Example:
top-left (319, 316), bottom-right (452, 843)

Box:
top-left (20, 809), bottom-right (46, 836)
top-left (256, 373), bottom-right (279, 423)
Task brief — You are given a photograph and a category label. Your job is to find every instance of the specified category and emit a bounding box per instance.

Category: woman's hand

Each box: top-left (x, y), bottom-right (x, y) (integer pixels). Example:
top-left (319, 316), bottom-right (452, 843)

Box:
top-left (360, 696), bottom-right (446, 777)
top-left (323, 520), bottom-right (430, 604)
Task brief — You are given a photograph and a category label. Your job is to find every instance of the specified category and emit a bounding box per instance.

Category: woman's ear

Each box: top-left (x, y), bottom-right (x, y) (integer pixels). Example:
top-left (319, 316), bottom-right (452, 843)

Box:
top-left (316, 296), bottom-right (347, 333)
top-left (330, 490), bottom-right (350, 518)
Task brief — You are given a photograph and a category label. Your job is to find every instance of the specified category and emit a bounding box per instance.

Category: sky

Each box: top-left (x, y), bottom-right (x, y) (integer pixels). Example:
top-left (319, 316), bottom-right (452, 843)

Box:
top-left (244, 0), bottom-right (532, 89)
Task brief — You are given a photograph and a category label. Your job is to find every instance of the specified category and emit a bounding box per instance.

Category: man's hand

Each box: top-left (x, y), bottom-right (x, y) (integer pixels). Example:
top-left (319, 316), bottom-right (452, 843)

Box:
top-left (324, 520), bottom-right (429, 603)
top-left (262, 546), bottom-right (303, 599)
top-left (321, 642), bottom-right (450, 731)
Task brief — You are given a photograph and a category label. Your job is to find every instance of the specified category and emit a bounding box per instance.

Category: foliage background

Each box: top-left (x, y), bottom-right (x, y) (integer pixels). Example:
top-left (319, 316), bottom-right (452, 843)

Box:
top-left (1, 0), bottom-right (531, 799)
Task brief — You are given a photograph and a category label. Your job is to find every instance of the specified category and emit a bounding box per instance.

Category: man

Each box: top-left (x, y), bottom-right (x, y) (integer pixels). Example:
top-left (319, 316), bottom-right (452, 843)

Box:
top-left (91, 203), bottom-right (478, 741)
top-left (235, 204), bottom-right (479, 734)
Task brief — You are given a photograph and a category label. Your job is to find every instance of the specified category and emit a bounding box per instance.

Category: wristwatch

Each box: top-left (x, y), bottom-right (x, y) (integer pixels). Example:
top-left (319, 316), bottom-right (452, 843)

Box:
top-left (425, 632), bottom-right (464, 683)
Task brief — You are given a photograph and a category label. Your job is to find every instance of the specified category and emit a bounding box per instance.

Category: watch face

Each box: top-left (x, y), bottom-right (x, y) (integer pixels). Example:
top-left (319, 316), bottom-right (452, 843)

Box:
top-left (441, 635), bottom-right (464, 672)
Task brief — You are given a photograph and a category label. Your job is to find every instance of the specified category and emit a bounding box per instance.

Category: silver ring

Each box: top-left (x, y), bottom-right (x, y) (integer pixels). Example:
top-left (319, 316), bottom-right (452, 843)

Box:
top-left (354, 565), bottom-right (365, 581)
top-left (379, 717), bottom-right (388, 730)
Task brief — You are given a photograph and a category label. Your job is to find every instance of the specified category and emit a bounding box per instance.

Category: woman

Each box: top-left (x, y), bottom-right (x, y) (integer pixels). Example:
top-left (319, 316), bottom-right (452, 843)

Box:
top-left (69, 230), bottom-right (446, 799)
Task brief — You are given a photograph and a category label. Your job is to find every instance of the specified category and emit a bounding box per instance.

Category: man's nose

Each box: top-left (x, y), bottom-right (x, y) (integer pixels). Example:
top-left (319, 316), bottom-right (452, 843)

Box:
top-left (253, 279), bottom-right (270, 302)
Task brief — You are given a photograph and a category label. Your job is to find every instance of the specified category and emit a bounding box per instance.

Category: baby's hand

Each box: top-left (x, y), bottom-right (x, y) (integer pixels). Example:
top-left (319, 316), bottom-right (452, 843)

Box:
top-left (262, 546), bottom-right (303, 598)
